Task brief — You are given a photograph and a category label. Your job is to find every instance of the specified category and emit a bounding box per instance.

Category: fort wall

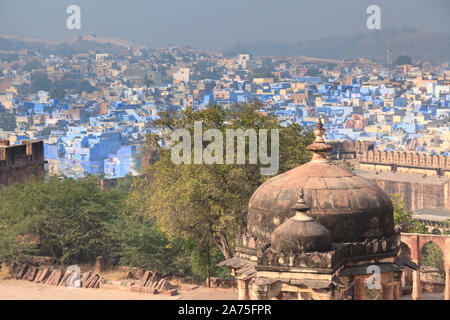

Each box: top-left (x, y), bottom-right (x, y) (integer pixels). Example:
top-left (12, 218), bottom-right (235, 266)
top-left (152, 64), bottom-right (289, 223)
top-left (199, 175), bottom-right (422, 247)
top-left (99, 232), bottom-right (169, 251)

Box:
top-left (374, 179), bottom-right (449, 211)
top-left (329, 141), bottom-right (450, 177)
top-left (358, 149), bottom-right (450, 177)
top-left (330, 141), bottom-right (450, 211)
top-left (0, 140), bottom-right (45, 186)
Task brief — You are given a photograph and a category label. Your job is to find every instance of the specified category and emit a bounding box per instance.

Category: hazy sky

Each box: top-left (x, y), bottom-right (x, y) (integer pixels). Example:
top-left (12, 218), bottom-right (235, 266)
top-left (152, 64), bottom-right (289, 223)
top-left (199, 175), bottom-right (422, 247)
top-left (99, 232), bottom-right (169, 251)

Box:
top-left (0, 0), bottom-right (449, 50)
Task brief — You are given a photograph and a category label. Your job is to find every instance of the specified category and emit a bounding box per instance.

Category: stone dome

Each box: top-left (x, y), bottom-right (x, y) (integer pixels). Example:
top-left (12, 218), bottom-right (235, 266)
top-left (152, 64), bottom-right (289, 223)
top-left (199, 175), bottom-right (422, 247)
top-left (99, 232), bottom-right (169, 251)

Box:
top-left (271, 189), bottom-right (332, 253)
top-left (247, 119), bottom-right (395, 244)
top-left (271, 213), bottom-right (332, 253)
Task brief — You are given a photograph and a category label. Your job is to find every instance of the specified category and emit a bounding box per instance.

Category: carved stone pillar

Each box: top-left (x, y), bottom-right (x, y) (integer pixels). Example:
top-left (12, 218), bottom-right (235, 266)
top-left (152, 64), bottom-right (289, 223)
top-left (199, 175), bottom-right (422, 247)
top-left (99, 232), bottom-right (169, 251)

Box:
top-left (411, 244), bottom-right (421, 301)
top-left (383, 283), bottom-right (394, 300)
top-left (445, 266), bottom-right (450, 301)
top-left (393, 282), bottom-right (400, 300)
top-left (400, 269), bottom-right (407, 291)
top-left (250, 279), bottom-right (269, 300)
top-left (412, 269), bottom-right (421, 300)
top-left (237, 279), bottom-right (249, 300)
top-left (354, 277), bottom-right (365, 300)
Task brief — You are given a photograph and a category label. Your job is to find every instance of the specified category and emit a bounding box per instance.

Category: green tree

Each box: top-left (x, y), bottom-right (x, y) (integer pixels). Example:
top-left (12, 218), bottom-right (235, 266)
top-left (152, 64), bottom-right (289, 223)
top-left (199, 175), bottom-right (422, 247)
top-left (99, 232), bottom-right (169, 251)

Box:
top-left (0, 176), bottom-right (125, 265)
top-left (251, 66), bottom-right (275, 79)
top-left (129, 102), bottom-right (314, 280)
top-left (439, 219), bottom-right (450, 235)
top-left (0, 53), bottom-right (18, 63)
top-left (326, 63), bottom-right (337, 70)
top-left (421, 242), bottom-right (445, 280)
top-left (31, 72), bottom-right (52, 92)
top-left (49, 88), bottom-right (66, 102)
top-left (77, 80), bottom-right (97, 94)
top-left (0, 175), bottom-right (194, 276)
top-left (395, 55), bottom-right (412, 66)
top-left (0, 112), bottom-right (16, 131)
top-left (391, 194), bottom-right (427, 233)
top-left (108, 213), bottom-right (180, 272)
top-left (23, 59), bottom-right (41, 72)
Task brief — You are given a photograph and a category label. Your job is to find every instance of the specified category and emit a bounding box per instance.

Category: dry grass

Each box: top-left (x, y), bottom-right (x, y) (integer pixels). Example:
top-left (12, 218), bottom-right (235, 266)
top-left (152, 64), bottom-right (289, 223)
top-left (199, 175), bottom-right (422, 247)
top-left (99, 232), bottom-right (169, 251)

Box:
top-left (101, 269), bottom-right (132, 281)
top-left (99, 266), bottom-right (144, 281)
top-left (0, 266), bottom-right (12, 280)
top-left (75, 263), bottom-right (95, 273)
top-left (168, 277), bottom-right (186, 288)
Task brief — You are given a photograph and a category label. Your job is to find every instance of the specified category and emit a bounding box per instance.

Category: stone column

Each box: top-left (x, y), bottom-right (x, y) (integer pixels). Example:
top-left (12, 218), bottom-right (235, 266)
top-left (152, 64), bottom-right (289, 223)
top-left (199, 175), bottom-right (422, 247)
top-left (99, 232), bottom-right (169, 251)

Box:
top-left (412, 268), bottom-right (421, 300)
top-left (445, 266), bottom-right (450, 301)
top-left (401, 270), bottom-right (406, 290)
top-left (354, 277), bottom-right (365, 300)
top-left (383, 283), bottom-right (394, 300)
top-left (393, 282), bottom-right (400, 300)
top-left (411, 241), bottom-right (421, 301)
top-left (249, 280), bottom-right (268, 300)
top-left (237, 279), bottom-right (249, 300)
top-left (94, 256), bottom-right (104, 273)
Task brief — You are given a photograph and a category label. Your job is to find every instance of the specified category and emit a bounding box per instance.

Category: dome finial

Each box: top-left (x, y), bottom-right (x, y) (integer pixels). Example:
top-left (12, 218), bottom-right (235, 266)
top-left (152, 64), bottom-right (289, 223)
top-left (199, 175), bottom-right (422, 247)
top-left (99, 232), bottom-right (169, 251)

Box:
top-left (306, 117), bottom-right (332, 160)
top-left (292, 187), bottom-right (310, 212)
top-left (315, 117), bottom-right (325, 142)
top-left (291, 188), bottom-right (313, 221)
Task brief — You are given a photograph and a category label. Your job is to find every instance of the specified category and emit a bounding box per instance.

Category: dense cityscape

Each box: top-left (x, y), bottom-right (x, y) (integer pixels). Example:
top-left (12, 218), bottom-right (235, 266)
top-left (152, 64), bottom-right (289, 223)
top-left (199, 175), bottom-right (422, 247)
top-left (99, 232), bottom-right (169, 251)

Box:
top-left (0, 0), bottom-right (449, 305)
top-left (0, 43), bottom-right (448, 178)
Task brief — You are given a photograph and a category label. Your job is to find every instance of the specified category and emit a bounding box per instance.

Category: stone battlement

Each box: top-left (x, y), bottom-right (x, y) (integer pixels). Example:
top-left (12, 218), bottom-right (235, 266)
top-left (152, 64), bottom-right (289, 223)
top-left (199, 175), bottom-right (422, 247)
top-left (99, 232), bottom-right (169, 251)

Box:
top-left (358, 149), bottom-right (450, 177)
top-left (328, 140), bottom-right (450, 177)
top-left (328, 140), bottom-right (374, 160)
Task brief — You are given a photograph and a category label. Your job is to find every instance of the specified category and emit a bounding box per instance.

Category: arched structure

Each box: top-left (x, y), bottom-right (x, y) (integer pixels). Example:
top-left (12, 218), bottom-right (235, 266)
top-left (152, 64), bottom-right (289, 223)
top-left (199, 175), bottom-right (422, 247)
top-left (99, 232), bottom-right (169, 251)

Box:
top-left (400, 233), bottom-right (450, 300)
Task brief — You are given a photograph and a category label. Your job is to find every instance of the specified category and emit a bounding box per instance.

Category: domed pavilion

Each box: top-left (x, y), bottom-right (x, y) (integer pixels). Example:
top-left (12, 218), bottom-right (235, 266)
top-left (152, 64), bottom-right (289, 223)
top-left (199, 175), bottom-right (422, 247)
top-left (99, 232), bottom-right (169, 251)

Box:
top-left (218, 119), bottom-right (416, 300)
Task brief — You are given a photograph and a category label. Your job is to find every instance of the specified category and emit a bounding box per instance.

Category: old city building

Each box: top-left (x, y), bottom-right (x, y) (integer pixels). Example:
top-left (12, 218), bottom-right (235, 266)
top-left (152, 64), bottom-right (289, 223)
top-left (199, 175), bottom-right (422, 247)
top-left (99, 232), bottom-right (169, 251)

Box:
top-left (0, 140), bottom-right (45, 186)
top-left (219, 119), bottom-right (417, 300)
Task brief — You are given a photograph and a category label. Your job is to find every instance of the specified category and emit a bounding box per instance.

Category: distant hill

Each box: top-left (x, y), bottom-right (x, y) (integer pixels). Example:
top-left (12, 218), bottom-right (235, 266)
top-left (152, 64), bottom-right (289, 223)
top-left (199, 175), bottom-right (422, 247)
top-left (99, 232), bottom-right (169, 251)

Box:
top-left (0, 35), bottom-right (144, 56)
top-left (229, 29), bottom-right (450, 64)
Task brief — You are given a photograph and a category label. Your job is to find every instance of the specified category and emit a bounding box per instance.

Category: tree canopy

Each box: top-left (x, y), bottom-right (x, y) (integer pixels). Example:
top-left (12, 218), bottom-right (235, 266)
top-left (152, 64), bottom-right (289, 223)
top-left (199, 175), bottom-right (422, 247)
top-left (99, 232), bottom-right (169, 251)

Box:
top-left (0, 175), bottom-right (188, 273)
top-left (0, 112), bottom-right (16, 131)
top-left (129, 102), bottom-right (314, 278)
top-left (391, 193), bottom-right (427, 233)
top-left (31, 72), bottom-right (52, 92)
top-left (49, 88), bottom-right (66, 102)
top-left (395, 55), bottom-right (412, 66)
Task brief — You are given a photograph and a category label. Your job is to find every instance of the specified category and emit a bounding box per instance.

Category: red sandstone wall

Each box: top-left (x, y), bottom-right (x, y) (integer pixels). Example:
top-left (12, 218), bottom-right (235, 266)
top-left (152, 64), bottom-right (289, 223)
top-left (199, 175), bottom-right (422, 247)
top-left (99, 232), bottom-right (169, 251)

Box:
top-left (358, 149), bottom-right (450, 172)
top-left (0, 140), bottom-right (45, 187)
top-left (374, 179), bottom-right (449, 211)
top-left (328, 141), bottom-right (374, 160)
